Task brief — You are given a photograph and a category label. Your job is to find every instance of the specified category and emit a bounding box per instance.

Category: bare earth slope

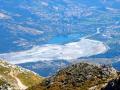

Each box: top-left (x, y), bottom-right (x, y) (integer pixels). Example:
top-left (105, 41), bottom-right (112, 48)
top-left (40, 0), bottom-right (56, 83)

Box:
top-left (0, 60), bottom-right (43, 90)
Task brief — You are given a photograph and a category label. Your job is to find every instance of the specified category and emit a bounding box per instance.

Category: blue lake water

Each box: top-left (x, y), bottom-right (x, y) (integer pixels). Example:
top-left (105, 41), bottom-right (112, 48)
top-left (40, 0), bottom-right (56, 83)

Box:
top-left (47, 34), bottom-right (83, 44)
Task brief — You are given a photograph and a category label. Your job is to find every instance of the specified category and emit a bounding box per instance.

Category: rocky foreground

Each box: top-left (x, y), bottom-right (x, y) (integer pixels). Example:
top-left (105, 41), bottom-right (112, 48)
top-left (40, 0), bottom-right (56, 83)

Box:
top-left (28, 63), bottom-right (120, 90)
top-left (0, 60), bottom-right (43, 90)
top-left (0, 60), bottom-right (120, 90)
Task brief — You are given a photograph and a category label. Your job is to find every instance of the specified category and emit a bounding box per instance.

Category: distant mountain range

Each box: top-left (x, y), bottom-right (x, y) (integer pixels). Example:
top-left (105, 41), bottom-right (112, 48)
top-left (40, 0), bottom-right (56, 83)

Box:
top-left (0, 0), bottom-right (120, 56)
top-left (0, 1), bottom-right (120, 89)
top-left (0, 0), bottom-right (120, 77)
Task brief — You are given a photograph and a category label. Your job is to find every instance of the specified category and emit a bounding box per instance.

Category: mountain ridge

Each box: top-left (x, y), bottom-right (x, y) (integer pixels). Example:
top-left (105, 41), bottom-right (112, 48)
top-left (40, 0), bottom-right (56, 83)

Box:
top-left (28, 62), bottom-right (118, 90)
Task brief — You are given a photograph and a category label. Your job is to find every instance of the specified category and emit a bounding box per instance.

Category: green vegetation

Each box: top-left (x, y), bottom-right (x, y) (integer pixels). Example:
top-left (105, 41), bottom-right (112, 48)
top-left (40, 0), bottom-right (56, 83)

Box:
top-left (28, 63), bottom-right (118, 90)
top-left (0, 79), bottom-right (5, 85)
top-left (0, 60), bottom-right (119, 90)
top-left (17, 72), bottom-right (43, 87)
top-left (0, 60), bottom-right (43, 89)
top-left (0, 66), bottom-right (10, 75)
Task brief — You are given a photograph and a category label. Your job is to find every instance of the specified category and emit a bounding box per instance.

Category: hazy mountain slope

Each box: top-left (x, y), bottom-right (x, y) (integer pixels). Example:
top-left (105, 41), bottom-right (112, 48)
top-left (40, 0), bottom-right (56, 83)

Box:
top-left (0, 60), bottom-right (43, 90)
top-left (28, 63), bottom-right (118, 90)
top-left (18, 60), bottom-right (71, 77)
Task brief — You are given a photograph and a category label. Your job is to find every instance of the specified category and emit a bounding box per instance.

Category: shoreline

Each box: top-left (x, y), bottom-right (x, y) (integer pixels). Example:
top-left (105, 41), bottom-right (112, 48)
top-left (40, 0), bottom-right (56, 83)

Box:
top-left (0, 39), bottom-right (108, 64)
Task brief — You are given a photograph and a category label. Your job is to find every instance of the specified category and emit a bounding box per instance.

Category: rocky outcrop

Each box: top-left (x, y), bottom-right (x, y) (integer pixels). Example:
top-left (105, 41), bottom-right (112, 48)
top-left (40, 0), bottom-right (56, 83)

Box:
top-left (28, 63), bottom-right (118, 90)
top-left (102, 73), bottom-right (120, 90)
top-left (0, 60), bottom-right (119, 90)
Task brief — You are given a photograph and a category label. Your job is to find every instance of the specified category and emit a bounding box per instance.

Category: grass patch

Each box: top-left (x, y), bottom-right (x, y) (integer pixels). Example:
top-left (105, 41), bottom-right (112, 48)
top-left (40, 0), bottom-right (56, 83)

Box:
top-left (17, 72), bottom-right (43, 87)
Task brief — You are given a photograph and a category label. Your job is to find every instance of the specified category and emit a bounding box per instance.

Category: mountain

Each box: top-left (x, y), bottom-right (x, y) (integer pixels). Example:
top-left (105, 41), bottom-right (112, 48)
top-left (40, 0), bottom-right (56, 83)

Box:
top-left (0, 0), bottom-right (120, 84)
top-left (0, 60), bottom-right (120, 90)
top-left (0, 0), bottom-right (119, 78)
top-left (28, 63), bottom-right (118, 90)
top-left (0, 0), bottom-right (120, 77)
top-left (0, 60), bottom-right (43, 90)
top-left (18, 60), bottom-right (71, 77)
